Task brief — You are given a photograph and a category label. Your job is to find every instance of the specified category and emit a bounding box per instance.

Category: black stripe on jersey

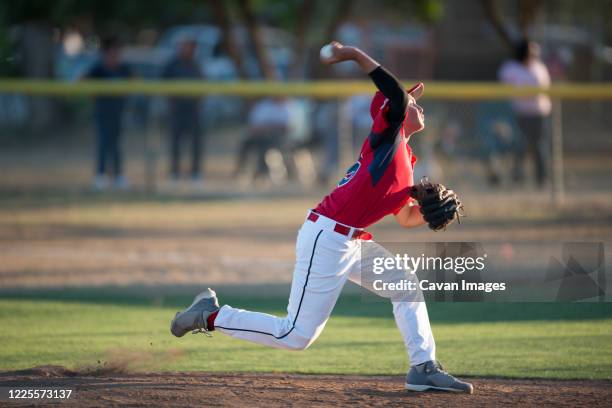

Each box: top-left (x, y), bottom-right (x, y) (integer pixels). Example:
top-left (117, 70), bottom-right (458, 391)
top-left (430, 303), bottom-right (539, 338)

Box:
top-left (368, 131), bottom-right (403, 186)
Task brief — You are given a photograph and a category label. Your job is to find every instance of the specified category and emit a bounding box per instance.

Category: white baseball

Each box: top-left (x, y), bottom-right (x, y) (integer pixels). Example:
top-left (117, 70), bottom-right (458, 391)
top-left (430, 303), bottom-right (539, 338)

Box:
top-left (320, 44), bottom-right (334, 60)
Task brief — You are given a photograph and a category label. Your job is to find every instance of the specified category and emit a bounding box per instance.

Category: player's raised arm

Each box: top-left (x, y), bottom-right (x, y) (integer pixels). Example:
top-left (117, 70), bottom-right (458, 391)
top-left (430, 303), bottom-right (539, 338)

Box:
top-left (320, 41), bottom-right (408, 122)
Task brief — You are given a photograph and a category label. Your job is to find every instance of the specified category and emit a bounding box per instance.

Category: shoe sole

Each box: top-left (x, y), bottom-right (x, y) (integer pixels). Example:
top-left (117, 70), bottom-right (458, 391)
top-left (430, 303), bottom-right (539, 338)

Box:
top-left (405, 383), bottom-right (473, 394)
top-left (170, 288), bottom-right (217, 337)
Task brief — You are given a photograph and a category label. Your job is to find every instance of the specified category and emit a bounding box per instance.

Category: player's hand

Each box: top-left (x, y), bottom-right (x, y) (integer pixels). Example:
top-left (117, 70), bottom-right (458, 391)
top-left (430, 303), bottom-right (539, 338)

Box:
top-left (319, 41), bottom-right (356, 65)
top-left (408, 179), bottom-right (464, 231)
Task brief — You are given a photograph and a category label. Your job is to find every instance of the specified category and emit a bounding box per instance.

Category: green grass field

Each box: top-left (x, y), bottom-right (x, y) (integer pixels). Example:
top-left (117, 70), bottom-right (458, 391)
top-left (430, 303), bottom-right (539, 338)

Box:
top-left (1, 292), bottom-right (611, 380)
top-left (1, 194), bottom-right (612, 381)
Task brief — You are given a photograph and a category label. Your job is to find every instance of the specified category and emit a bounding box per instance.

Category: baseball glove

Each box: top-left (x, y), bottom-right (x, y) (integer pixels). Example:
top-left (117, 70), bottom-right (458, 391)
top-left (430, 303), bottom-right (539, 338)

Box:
top-left (408, 178), bottom-right (464, 231)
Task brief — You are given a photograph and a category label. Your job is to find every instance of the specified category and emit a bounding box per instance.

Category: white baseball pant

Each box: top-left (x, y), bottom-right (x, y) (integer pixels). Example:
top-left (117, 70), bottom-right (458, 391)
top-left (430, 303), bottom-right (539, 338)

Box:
top-left (214, 211), bottom-right (436, 366)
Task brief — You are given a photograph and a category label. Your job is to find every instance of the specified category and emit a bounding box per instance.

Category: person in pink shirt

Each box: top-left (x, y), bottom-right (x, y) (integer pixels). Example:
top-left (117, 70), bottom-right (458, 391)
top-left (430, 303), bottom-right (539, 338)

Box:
top-left (499, 40), bottom-right (552, 186)
top-left (170, 42), bottom-right (471, 394)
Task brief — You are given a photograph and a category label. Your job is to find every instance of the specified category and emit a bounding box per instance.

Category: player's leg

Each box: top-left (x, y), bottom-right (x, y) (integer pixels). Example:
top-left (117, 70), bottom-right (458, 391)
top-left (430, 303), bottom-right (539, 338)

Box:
top-left (214, 224), bottom-right (358, 350)
top-left (347, 241), bottom-right (435, 365)
top-left (348, 240), bottom-right (472, 393)
top-left (175, 220), bottom-right (359, 350)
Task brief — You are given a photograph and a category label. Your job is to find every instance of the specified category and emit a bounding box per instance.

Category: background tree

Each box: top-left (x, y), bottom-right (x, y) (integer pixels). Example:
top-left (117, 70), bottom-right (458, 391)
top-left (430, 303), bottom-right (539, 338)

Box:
top-left (218, 0), bottom-right (444, 80)
top-left (481, 0), bottom-right (544, 50)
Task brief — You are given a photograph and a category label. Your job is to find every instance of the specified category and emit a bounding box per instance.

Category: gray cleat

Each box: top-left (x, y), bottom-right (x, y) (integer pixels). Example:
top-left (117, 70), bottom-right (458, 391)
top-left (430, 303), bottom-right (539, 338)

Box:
top-left (405, 360), bottom-right (473, 394)
top-left (170, 288), bottom-right (220, 337)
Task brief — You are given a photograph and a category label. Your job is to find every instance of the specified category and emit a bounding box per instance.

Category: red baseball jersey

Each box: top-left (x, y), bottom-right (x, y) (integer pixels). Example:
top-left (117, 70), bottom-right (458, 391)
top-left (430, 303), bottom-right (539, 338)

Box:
top-left (314, 96), bottom-right (417, 228)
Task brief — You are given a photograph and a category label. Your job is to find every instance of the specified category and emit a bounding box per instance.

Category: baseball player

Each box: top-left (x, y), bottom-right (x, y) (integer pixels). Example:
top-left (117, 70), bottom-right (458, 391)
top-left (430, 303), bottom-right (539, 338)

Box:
top-left (171, 41), bottom-right (472, 394)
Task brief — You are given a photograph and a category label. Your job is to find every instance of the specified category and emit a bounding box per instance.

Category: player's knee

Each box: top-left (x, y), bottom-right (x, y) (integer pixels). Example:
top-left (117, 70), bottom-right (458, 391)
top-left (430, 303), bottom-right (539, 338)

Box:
top-left (286, 334), bottom-right (315, 351)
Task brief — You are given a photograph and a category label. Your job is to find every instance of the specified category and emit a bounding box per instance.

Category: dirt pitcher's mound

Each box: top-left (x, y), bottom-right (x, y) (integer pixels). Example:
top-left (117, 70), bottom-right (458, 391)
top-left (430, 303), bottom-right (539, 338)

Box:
top-left (0, 369), bottom-right (610, 407)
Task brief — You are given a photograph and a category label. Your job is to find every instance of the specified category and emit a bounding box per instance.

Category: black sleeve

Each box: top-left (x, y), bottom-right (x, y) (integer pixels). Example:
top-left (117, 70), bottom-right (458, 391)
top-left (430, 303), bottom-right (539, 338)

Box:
top-left (368, 66), bottom-right (408, 123)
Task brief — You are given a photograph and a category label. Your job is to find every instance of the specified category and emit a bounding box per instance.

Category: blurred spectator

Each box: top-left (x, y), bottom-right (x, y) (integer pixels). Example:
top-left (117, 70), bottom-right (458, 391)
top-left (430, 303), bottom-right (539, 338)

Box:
top-left (545, 47), bottom-right (572, 82)
top-left (163, 39), bottom-right (204, 181)
top-left (313, 100), bottom-right (339, 185)
top-left (498, 40), bottom-right (551, 187)
top-left (284, 99), bottom-right (317, 185)
top-left (314, 96), bottom-right (370, 187)
top-left (476, 102), bottom-right (522, 186)
top-left (333, 20), bottom-right (365, 77)
top-left (234, 97), bottom-right (291, 184)
top-left (346, 95), bottom-right (372, 152)
top-left (85, 36), bottom-right (132, 191)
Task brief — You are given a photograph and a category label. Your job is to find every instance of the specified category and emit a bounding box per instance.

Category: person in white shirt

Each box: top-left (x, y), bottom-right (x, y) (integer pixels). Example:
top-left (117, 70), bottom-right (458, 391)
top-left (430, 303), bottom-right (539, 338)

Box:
top-left (234, 97), bottom-right (291, 182)
top-left (498, 40), bottom-right (551, 187)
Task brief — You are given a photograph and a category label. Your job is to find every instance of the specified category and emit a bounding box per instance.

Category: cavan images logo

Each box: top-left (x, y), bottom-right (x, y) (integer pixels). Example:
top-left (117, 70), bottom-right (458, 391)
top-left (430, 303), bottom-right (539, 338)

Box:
top-left (338, 161), bottom-right (361, 187)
